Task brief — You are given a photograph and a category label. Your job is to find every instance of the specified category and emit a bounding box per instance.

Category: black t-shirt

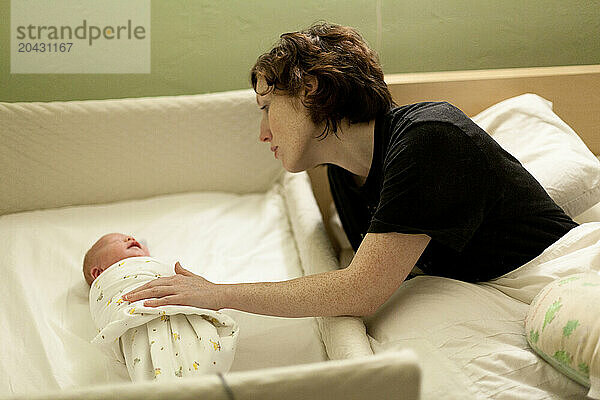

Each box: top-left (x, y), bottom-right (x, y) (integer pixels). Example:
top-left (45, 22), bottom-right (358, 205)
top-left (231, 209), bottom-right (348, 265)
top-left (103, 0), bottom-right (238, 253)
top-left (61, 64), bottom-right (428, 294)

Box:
top-left (328, 102), bottom-right (578, 282)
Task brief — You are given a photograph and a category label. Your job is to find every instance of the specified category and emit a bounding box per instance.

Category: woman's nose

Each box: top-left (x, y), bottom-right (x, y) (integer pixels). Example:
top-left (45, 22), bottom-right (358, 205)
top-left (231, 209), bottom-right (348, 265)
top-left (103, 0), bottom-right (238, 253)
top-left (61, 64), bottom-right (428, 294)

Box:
top-left (259, 116), bottom-right (272, 143)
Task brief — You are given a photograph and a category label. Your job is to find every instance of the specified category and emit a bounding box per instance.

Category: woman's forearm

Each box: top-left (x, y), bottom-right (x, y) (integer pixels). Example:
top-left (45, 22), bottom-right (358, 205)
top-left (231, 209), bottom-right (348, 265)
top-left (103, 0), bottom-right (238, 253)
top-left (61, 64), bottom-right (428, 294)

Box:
top-left (216, 268), bottom-right (372, 318)
top-left (123, 233), bottom-right (424, 316)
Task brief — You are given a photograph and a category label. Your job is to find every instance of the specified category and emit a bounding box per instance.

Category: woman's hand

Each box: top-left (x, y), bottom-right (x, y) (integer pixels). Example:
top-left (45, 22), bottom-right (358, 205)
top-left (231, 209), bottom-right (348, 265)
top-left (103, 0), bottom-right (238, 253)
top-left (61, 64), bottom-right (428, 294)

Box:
top-left (122, 262), bottom-right (220, 309)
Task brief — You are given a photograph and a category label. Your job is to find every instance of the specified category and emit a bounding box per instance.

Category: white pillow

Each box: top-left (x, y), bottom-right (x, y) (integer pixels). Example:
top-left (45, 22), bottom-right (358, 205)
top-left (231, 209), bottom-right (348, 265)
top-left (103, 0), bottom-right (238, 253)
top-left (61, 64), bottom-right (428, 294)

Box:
top-left (472, 94), bottom-right (600, 217)
top-left (525, 272), bottom-right (600, 399)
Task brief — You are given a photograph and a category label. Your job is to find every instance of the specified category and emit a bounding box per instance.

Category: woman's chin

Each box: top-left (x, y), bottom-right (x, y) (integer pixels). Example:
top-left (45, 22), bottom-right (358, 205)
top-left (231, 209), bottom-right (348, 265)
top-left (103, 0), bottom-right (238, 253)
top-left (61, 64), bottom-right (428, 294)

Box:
top-left (282, 163), bottom-right (305, 173)
top-left (280, 157), bottom-right (312, 173)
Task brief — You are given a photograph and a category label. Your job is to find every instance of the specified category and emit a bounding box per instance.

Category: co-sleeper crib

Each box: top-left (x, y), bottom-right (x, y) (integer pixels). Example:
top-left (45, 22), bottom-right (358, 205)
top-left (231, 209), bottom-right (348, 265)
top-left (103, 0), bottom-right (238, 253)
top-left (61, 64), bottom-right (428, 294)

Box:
top-left (0, 90), bottom-right (420, 400)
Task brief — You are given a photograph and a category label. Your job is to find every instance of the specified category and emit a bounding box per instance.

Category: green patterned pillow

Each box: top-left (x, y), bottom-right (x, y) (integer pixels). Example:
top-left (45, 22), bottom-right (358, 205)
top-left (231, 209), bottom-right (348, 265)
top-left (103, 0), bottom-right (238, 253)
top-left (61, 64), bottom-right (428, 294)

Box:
top-left (525, 272), bottom-right (600, 398)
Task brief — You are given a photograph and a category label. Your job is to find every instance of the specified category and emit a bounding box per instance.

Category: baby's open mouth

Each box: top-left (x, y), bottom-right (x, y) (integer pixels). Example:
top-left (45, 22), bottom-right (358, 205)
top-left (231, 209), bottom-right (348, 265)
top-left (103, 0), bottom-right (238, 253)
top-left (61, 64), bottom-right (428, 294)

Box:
top-left (127, 241), bottom-right (141, 249)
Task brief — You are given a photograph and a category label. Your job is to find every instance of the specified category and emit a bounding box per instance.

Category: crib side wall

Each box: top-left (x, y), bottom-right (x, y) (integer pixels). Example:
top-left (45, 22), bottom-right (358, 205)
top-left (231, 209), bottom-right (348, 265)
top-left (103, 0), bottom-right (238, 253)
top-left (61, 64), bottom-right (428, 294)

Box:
top-left (0, 90), bottom-right (283, 216)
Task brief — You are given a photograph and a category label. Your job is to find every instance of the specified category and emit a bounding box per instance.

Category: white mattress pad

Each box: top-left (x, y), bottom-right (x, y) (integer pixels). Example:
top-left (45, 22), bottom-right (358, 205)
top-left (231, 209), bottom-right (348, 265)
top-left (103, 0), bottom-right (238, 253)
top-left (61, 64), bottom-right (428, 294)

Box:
top-left (0, 183), bottom-right (327, 396)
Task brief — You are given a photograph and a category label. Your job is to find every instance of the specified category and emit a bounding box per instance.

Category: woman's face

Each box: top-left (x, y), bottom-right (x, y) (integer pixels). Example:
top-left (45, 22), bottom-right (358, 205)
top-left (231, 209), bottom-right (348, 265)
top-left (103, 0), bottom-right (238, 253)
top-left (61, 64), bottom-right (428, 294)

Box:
top-left (256, 76), bottom-right (321, 173)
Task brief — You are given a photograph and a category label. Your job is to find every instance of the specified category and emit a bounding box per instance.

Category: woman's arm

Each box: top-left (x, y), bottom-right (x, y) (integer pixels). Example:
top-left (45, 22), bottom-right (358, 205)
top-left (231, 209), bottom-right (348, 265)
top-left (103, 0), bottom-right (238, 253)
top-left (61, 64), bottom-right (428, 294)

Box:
top-left (122, 232), bottom-right (430, 318)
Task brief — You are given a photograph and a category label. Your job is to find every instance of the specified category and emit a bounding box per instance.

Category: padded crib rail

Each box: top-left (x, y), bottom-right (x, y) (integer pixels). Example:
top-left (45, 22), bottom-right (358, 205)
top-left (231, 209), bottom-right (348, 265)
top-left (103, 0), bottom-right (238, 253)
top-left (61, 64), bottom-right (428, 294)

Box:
top-left (281, 171), bottom-right (374, 359)
top-left (0, 350), bottom-right (420, 400)
top-left (0, 90), bottom-right (283, 216)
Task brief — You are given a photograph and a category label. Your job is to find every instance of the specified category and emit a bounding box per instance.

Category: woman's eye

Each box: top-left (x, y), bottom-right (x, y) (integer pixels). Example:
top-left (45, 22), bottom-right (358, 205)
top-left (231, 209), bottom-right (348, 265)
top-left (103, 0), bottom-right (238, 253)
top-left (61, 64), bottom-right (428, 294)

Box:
top-left (260, 105), bottom-right (269, 113)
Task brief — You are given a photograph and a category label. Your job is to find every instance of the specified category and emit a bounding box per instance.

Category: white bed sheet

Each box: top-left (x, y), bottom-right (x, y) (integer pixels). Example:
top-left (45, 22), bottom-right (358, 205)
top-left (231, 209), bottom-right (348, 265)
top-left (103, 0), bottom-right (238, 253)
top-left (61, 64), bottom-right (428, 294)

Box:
top-left (0, 183), bottom-right (327, 396)
top-left (364, 222), bottom-right (600, 399)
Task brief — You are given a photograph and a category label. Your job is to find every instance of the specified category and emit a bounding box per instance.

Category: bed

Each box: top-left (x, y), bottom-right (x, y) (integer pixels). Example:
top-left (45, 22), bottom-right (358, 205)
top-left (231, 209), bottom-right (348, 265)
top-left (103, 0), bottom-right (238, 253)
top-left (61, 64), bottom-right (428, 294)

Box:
top-left (1, 64), bottom-right (599, 399)
top-left (318, 65), bottom-right (600, 399)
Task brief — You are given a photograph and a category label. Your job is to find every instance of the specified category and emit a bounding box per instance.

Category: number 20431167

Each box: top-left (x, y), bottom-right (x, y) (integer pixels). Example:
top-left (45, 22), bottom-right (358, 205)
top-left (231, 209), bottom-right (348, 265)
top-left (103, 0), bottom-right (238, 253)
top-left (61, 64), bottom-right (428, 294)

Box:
top-left (17, 42), bottom-right (73, 52)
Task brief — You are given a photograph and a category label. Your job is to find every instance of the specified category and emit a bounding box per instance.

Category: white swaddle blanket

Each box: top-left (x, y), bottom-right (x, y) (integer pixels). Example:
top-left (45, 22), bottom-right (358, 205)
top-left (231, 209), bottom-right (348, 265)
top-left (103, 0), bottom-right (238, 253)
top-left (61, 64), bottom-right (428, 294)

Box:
top-left (89, 256), bottom-right (239, 381)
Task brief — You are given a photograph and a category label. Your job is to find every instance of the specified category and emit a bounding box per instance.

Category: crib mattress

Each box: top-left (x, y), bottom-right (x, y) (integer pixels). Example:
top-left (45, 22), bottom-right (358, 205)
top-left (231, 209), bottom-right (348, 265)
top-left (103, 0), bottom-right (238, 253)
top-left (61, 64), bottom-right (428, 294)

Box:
top-left (0, 182), bottom-right (329, 396)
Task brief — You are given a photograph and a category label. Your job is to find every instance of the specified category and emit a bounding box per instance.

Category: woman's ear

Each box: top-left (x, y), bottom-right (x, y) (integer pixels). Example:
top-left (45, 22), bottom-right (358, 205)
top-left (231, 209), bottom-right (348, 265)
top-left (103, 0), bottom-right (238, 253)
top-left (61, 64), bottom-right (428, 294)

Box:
top-left (303, 75), bottom-right (318, 97)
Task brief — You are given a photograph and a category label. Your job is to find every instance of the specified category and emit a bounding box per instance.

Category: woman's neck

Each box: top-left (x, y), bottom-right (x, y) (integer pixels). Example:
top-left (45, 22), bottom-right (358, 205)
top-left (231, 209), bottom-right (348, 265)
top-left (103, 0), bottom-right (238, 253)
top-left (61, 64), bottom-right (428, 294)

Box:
top-left (315, 118), bottom-right (375, 179)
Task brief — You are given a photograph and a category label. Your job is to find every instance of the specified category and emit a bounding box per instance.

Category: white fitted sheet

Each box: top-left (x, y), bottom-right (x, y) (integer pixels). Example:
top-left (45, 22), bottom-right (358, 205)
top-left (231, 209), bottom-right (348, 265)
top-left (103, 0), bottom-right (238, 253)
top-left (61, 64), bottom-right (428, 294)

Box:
top-left (364, 222), bottom-right (600, 399)
top-left (0, 183), bottom-right (328, 396)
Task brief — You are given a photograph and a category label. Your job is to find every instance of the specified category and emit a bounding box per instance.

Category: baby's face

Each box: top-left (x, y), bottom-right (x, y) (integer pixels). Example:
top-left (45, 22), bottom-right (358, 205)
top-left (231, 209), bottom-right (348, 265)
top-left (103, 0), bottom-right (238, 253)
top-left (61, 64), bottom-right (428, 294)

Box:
top-left (86, 233), bottom-right (150, 283)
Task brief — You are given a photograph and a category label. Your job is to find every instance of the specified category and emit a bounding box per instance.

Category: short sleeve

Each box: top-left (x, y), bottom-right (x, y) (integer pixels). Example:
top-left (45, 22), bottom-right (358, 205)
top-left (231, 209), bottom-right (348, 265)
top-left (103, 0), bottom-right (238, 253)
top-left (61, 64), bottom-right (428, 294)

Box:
top-left (368, 122), bottom-right (496, 251)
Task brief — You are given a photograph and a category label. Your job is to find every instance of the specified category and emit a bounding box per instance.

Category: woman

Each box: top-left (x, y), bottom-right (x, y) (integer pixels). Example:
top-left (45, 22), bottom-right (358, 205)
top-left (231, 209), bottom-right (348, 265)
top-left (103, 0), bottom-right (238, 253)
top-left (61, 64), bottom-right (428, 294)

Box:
top-left (123, 22), bottom-right (577, 317)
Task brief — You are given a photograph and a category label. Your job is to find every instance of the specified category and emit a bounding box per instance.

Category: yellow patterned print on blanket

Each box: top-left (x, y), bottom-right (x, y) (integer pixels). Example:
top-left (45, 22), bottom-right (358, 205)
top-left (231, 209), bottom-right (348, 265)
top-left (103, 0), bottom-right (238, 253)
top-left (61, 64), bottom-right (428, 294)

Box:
top-left (202, 315), bottom-right (223, 326)
top-left (209, 339), bottom-right (221, 351)
top-left (92, 258), bottom-right (239, 382)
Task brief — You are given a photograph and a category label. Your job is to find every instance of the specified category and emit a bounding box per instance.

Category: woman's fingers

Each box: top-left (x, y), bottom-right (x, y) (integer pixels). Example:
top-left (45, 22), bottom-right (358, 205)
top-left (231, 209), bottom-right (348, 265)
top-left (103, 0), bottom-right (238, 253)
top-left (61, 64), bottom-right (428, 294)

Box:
top-left (143, 295), bottom-right (181, 307)
top-left (119, 265), bottom-right (216, 309)
top-left (123, 280), bottom-right (174, 301)
top-left (123, 278), bottom-right (165, 297)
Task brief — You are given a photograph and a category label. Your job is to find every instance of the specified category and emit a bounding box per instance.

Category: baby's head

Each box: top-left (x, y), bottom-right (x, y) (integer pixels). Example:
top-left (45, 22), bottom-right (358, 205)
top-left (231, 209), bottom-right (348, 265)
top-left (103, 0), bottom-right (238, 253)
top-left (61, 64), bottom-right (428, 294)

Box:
top-left (83, 233), bottom-right (150, 286)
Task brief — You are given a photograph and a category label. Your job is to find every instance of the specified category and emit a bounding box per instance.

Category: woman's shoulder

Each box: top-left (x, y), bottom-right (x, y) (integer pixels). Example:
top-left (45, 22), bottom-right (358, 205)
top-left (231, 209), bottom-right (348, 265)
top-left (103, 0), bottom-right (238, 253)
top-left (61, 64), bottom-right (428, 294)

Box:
top-left (389, 101), bottom-right (468, 125)
top-left (382, 102), bottom-right (479, 151)
top-left (384, 102), bottom-right (495, 163)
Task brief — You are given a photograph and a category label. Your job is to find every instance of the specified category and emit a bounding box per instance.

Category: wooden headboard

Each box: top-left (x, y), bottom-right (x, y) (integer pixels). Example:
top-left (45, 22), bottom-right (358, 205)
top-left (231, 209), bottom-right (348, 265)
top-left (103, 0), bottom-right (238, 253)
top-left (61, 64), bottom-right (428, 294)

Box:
top-left (308, 64), bottom-right (600, 248)
top-left (385, 65), bottom-right (600, 155)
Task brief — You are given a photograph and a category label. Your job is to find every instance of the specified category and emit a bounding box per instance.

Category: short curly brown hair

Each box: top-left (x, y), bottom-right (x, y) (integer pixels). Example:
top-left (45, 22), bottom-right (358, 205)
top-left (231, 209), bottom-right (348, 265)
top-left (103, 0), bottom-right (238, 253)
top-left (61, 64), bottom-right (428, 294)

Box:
top-left (250, 22), bottom-right (395, 139)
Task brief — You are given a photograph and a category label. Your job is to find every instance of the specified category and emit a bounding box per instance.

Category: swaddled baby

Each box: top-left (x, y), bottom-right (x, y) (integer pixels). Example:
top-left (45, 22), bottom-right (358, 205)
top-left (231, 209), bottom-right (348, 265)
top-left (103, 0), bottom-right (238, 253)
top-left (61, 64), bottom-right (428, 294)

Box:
top-left (83, 233), bottom-right (239, 382)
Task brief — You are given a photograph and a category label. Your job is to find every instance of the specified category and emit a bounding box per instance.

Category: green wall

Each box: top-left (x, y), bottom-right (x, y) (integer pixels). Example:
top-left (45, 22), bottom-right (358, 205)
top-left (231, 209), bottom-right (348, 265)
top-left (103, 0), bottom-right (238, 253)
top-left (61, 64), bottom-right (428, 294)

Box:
top-left (1, 0), bottom-right (599, 102)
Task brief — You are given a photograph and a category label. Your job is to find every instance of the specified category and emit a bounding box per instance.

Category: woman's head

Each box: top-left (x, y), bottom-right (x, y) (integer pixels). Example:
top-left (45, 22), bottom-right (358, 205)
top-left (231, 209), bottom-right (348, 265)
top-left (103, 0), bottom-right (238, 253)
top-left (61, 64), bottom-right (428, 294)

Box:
top-left (250, 22), bottom-right (394, 140)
